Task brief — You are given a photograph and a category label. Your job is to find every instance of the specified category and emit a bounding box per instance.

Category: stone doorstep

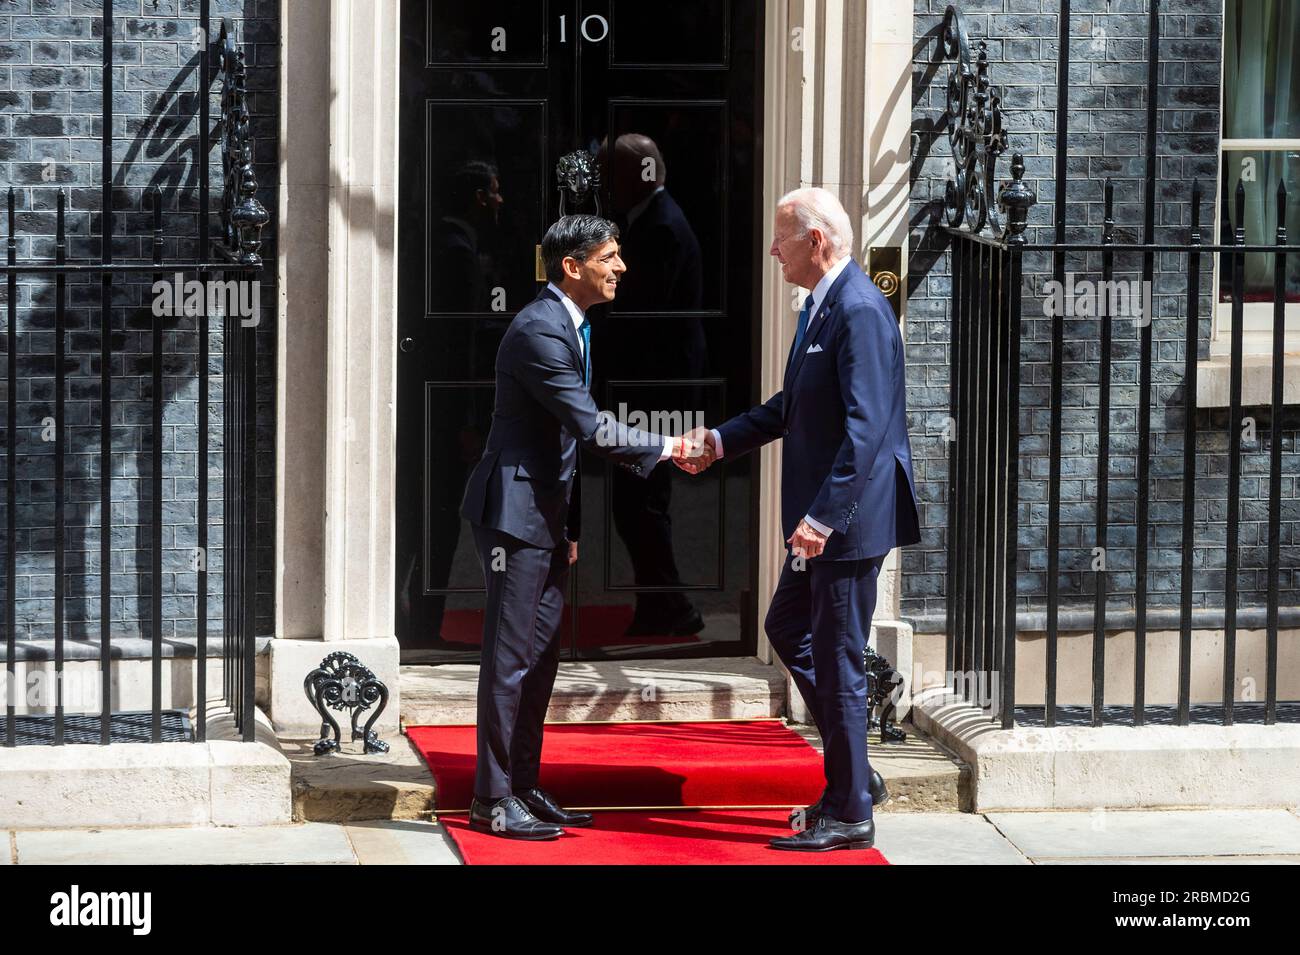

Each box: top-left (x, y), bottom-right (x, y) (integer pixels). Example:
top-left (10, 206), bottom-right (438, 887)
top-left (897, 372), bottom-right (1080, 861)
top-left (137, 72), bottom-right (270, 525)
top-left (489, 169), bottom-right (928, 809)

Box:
top-left (913, 687), bottom-right (1300, 811)
top-left (281, 655), bottom-right (968, 823)
top-left (286, 718), bottom-right (968, 823)
top-left (0, 701), bottom-right (292, 830)
top-left (788, 725), bottom-right (972, 812)
top-left (284, 734), bottom-right (437, 824)
top-left (400, 657), bottom-right (789, 727)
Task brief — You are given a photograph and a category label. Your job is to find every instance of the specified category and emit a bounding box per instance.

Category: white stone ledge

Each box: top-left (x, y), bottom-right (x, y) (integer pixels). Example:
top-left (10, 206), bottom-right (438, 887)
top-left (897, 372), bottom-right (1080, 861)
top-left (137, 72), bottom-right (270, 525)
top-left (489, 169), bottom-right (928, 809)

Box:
top-left (912, 686), bottom-right (1300, 812)
top-left (1196, 354), bottom-right (1300, 408)
top-left (0, 700), bottom-right (290, 830)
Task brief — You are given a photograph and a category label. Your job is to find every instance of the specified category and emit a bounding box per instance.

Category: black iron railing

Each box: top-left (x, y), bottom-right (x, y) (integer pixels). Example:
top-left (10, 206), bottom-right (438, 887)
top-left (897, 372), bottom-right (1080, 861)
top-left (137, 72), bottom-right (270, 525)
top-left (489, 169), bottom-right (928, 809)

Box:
top-left (1, 4), bottom-right (267, 744)
top-left (940, 2), bottom-right (1300, 729)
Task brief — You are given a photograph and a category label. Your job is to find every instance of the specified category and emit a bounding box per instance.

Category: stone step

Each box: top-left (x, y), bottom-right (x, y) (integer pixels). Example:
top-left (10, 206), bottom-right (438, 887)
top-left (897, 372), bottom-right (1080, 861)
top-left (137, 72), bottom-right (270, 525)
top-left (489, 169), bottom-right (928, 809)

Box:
top-left (788, 726), bottom-right (971, 812)
top-left (285, 734), bottom-right (436, 824)
top-left (282, 658), bottom-right (968, 822)
top-left (399, 657), bottom-right (788, 726)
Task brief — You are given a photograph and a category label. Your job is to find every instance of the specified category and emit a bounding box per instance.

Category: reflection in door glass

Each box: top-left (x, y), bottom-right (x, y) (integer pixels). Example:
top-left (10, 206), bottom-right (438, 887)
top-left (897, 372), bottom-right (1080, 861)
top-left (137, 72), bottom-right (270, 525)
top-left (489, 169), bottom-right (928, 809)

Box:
top-left (425, 102), bottom-right (546, 316)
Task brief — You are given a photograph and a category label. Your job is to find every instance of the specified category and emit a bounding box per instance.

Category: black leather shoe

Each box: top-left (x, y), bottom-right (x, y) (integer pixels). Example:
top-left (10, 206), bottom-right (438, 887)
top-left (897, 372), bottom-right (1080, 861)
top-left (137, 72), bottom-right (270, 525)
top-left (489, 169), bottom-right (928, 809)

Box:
top-left (870, 770), bottom-right (890, 809)
top-left (468, 795), bottom-right (564, 840)
top-left (514, 787), bottom-right (594, 827)
top-left (788, 790), bottom-right (826, 828)
top-left (787, 772), bottom-right (889, 827)
top-left (770, 814), bottom-right (876, 852)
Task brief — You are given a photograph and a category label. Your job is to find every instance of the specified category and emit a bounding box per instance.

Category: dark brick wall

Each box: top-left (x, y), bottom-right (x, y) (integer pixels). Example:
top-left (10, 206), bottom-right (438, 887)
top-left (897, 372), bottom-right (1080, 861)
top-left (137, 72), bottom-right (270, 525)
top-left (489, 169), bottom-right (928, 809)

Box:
top-left (0, 0), bottom-right (278, 643)
top-left (905, 0), bottom-right (1300, 631)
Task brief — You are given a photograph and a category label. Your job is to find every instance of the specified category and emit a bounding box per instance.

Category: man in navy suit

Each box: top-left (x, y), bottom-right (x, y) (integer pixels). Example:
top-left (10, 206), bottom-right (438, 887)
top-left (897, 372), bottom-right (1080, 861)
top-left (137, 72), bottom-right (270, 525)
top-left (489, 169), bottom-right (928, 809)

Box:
top-left (460, 214), bottom-right (696, 840)
top-left (678, 188), bottom-right (920, 851)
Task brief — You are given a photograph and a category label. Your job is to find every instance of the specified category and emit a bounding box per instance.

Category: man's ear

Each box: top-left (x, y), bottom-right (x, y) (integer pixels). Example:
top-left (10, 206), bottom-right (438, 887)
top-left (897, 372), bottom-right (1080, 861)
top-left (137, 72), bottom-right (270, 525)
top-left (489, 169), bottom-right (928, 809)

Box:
top-left (561, 255), bottom-right (583, 281)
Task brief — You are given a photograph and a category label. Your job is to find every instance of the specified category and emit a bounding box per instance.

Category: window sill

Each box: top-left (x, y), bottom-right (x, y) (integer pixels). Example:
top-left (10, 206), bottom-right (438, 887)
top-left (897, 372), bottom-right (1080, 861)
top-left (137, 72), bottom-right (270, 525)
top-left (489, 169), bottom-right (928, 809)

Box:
top-left (1196, 354), bottom-right (1300, 408)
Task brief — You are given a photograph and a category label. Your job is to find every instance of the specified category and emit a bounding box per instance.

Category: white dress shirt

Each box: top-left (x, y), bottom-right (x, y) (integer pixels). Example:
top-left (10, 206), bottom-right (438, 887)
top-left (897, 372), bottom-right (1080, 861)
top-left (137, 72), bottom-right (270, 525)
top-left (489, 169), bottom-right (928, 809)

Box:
top-left (546, 282), bottom-right (673, 462)
top-left (708, 255), bottom-right (854, 540)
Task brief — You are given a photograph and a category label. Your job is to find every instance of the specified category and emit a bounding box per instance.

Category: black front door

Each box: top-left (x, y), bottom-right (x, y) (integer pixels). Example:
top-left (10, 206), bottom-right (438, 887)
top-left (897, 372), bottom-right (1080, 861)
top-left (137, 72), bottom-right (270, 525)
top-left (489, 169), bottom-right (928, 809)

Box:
top-left (396, 0), bottom-right (763, 663)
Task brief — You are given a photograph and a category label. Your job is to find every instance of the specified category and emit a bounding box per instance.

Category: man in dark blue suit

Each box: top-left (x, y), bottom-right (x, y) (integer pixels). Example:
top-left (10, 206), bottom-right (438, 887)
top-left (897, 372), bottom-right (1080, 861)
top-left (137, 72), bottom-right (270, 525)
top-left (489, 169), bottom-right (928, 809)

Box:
top-left (459, 214), bottom-right (695, 840)
top-left (679, 188), bottom-right (920, 851)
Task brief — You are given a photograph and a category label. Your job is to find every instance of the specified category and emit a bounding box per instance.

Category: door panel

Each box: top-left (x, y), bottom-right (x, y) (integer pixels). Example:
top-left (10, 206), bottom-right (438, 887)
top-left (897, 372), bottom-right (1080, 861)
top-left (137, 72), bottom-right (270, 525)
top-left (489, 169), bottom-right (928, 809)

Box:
top-left (397, 0), bottom-right (762, 662)
top-left (423, 100), bottom-right (548, 317)
top-left (424, 3), bottom-right (550, 67)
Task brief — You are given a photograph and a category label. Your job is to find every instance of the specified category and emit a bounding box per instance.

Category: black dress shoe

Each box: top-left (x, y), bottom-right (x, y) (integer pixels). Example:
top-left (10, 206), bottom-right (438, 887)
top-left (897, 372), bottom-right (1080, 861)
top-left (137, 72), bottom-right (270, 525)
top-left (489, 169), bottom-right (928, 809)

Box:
top-left (468, 795), bottom-right (564, 840)
top-left (870, 770), bottom-right (890, 809)
top-left (770, 814), bottom-right (876, 852)
top-left (514, 787), bottom-right (594, 827)
top-left (787, 772), bottom-right (890, 827)
top-left (788, 790), bottom-right (826, 828)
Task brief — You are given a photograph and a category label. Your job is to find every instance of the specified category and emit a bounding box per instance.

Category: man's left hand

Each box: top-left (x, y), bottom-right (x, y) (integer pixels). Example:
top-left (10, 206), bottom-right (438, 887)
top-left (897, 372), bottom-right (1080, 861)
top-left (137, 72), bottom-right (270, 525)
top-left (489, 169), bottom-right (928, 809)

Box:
top-left (568, 540), bottom-right (579, 564)
top-left (787, 519), bottom-right (827, 560)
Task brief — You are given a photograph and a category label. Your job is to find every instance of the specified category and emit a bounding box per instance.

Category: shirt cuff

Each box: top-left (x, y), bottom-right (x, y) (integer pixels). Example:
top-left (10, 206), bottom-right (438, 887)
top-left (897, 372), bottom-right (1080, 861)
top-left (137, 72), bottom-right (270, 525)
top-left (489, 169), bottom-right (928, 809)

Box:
top-left (657, 436), bottom-right (674, 462)
top-left (803, 513), bottom-right (834, 538)
top-left (710, 429), bottom-right (725, 459)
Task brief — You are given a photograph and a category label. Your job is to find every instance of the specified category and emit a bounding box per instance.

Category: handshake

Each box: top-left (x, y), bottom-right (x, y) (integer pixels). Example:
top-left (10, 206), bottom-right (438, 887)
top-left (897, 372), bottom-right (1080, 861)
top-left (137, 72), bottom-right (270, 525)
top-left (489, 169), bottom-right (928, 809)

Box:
top-left (670, 427), bottom-right (718, 475)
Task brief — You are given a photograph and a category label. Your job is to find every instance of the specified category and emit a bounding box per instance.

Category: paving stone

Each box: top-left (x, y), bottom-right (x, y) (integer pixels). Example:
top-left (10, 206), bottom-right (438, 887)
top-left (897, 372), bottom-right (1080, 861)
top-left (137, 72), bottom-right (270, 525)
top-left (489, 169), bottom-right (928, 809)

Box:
top-left (985, 809), bottom-right (1300, 859)
top-left (14, 823), bottom-right (357, 865)
top-left (872, 812), bottom-right (1031, 865)
top-left (344, 819), bottom-right (462, 865)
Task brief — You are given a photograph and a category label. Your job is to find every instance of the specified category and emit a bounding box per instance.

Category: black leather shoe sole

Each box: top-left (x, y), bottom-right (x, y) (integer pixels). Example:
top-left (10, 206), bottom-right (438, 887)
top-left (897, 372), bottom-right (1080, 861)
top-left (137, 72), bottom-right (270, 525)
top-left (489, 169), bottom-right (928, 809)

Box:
top-left (468, 819), bottom-right (563, 841)
top-left (769, 837), bottom-right (875, 852)
top-left (556, 815), bottom-right (594, 828)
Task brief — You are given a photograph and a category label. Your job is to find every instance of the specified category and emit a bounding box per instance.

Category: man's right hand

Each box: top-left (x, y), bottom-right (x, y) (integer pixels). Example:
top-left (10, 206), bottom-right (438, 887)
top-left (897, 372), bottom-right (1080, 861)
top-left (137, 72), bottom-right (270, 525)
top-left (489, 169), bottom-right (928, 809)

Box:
top-left (673, 427), bottom-right (717, 474)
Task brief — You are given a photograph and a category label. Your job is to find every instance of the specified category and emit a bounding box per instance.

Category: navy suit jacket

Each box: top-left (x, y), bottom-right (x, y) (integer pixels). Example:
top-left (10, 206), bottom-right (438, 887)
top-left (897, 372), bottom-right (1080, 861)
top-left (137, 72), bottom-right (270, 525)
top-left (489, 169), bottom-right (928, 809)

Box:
top-left (460, 287), bottom-right (667, 549)
top-left (717, 261), bottom-right (921, 562)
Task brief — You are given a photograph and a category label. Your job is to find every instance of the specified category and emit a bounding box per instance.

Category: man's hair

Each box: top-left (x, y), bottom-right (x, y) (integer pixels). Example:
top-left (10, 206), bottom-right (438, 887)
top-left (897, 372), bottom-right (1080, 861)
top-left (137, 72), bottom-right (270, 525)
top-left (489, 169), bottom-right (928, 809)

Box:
top-left (448, 159), bottom-right (498, 209)
top-left (778, 187), bottom-right (854, 256)
top-left (542, 215), bottom-right (620, 284)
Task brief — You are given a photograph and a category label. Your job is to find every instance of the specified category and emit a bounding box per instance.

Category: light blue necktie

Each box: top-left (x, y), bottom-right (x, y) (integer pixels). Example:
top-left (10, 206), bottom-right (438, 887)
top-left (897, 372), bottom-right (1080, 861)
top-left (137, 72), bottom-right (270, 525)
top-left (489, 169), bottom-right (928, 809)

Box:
top-left (792, 293), bottom-right (815, 358)
top-left (578, 318), bottom-right (591, 387)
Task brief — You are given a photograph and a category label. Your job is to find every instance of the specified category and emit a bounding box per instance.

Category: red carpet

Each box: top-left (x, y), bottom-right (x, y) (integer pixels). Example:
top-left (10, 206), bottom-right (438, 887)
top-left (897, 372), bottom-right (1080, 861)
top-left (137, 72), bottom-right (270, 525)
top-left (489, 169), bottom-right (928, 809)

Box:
top-left (406, 719), bottom-right (828, 811)
top-left (440, 809), bottom-right (888, 865)
top-left (436, 605), bottom-right (700, 647)
top-left (407, 720), bottom-right (890, 864)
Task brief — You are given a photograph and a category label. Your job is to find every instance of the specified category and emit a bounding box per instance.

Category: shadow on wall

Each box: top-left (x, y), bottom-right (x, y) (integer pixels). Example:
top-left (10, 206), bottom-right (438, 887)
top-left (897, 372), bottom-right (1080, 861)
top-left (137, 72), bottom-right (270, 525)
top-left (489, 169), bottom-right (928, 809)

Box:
top-left (3, 6), bottom-right (278, 649)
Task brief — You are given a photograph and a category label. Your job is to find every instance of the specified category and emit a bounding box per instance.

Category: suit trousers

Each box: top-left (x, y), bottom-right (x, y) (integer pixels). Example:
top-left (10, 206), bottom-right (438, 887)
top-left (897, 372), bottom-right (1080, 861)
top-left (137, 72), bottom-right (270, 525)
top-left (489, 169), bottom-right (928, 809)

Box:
top-left (764, 550), bottom-right (886, 823)
top-left (471, 523), bottom-right (569, 800)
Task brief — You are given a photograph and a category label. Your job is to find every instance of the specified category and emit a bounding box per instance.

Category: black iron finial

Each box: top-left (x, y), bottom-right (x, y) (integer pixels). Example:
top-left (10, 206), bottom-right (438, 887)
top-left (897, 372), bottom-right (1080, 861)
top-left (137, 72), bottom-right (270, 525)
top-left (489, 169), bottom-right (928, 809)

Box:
top-left (1278, 178), bottom-right (1288, 245)
top-left (998, 153), bottom-right (1036, 245)
top-left (1102, 178), bottom-right (1115, 245)
top-left (1189, 180), bottom-right (1202, 245)
top-left (214, 21), bottom-right (269, 266)
top-left (1234, 179), bottom-right (1246, 246)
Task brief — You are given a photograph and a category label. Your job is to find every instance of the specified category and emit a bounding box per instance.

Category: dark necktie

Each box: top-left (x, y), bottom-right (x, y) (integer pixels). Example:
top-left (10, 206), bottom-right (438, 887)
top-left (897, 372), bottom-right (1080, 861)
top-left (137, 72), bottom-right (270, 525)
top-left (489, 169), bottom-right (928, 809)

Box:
top-left (578, 317), bottom-right (591, 387)
top-left (792, 293), bottom-right (815, 359)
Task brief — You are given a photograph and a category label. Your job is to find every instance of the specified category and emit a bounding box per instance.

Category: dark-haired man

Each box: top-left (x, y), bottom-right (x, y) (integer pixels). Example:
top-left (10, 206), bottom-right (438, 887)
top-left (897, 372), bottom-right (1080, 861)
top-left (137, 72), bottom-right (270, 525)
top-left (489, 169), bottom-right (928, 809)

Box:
top-left (459, 214), bottom-right (699, 840)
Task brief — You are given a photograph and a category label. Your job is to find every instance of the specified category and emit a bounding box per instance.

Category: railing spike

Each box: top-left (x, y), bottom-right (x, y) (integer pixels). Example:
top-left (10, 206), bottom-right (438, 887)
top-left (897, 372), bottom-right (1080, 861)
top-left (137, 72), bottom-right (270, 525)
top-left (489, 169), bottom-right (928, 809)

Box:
top-left (1190, 180), bottom-right (1202, 245)
top-left (1102, 178), bottom-right (1114, 245)
top-left (1235, 180), bottom-right (1247, 245)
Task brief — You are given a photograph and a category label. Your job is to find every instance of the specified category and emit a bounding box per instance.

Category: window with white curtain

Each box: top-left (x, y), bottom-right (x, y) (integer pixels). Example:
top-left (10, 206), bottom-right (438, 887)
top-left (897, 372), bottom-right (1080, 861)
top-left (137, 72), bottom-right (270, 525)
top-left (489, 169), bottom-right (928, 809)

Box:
top-left (1215, 0), bottom-right (1300, 354)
